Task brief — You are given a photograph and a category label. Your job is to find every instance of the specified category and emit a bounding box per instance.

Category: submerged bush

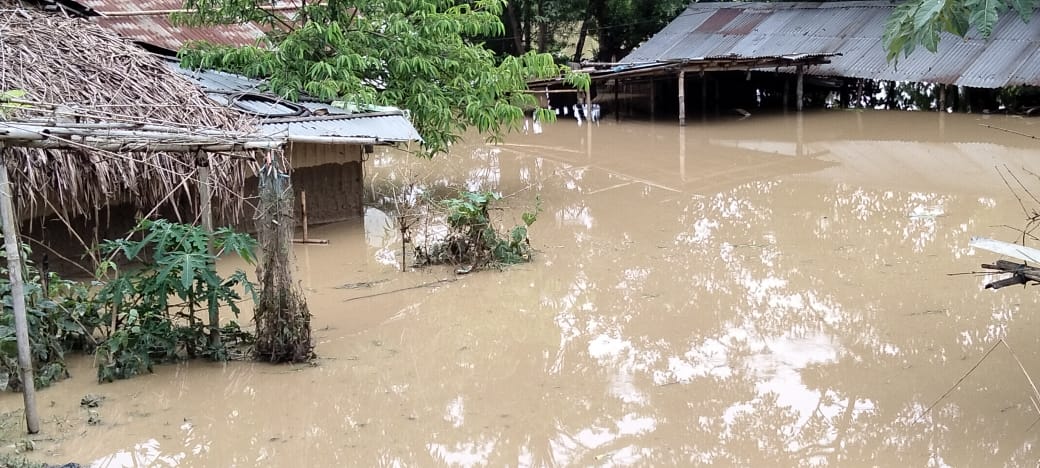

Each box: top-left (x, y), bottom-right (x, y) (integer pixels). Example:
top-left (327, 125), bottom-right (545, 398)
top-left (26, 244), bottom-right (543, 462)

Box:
top-left (0, 244), bottom-right (100, 391)
top-left (414, 190), bottom-right (541, 270)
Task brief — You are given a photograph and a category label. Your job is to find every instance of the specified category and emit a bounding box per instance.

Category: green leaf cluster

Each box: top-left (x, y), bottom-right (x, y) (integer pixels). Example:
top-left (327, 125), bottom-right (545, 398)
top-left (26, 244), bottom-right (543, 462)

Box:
top-left (92, 219), bottom-right (257, 382)
top-left (175, 0), bottom-right (589, 156)
top-left (0, 243), bottom-right (99, 391)
top-left (884, 0), bottom-right (1036, 62)
top-left (420, 190), bottom-right (540, 267)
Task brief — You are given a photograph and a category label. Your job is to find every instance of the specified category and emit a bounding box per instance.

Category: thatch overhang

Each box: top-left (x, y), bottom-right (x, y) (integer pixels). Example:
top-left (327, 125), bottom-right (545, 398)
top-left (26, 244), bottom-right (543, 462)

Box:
top-left (0, 1), bottom-right (260, 222)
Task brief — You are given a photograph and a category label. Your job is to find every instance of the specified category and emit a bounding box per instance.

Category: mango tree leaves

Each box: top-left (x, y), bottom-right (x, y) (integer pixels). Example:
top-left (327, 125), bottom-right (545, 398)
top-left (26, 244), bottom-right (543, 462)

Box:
top-left (176, 0), bottom-right (589, 156)
top-left (885, 0), bottom-right (1033, 61)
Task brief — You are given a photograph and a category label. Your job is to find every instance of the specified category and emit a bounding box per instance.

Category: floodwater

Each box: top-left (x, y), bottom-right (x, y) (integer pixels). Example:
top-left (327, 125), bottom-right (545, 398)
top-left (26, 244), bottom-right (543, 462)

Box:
top-left (5, 110), bottom-right (1040, 467)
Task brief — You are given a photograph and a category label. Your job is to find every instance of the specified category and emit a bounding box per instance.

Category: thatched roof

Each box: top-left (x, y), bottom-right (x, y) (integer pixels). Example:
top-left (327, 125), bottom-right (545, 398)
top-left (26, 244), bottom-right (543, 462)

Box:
top-left (0, 1), bottom-right (256, 221)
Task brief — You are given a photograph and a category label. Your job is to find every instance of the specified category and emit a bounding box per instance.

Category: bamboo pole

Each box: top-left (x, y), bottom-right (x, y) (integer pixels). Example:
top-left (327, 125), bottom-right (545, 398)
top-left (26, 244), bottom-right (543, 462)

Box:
top-left (301, 190), bottom-right (309, 243)
top-left (196, 151), bottom-right (220, 349)
top-left (678, 71), bottom-right (686, 127)
top-left (0, 146), bottom-right (39, 434)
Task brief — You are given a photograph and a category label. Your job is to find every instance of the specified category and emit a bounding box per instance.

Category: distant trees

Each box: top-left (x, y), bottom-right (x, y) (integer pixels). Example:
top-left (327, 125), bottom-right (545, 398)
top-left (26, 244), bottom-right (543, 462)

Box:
top-left (488, 0), bottom-right (686, 62)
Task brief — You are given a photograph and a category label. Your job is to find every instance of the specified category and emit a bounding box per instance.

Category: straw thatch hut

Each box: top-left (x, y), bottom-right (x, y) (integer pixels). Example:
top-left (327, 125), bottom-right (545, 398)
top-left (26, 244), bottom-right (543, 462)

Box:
top-left (0, 1), bottom-right (258, 266)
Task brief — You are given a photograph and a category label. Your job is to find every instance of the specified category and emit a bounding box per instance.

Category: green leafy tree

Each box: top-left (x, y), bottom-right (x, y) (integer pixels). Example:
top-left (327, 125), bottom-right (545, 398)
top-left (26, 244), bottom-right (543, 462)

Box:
top-left (175, 0), bottom-right (589, 155)
top-left (884, 0), bottom-right (1037, 61)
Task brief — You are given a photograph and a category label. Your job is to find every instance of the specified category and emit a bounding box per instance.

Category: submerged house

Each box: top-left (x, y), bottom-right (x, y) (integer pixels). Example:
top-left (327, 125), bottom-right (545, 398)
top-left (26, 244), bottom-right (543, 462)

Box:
top-left (172, 66), bottom-right (421, 225)
top-left (0, 1), bottom-right (258, 266)
top-left (0, 1), bottom-right (419, 275)
top-left (47, 0), bottom-right (422, 225)
top-left (540, 1), bottom-right (1040, 123)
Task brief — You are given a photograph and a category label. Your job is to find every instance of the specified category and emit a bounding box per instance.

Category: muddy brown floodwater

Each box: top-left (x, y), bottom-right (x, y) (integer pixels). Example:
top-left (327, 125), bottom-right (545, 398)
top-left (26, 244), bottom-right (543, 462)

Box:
top-left (5, 110), bottom-right (1040, 467)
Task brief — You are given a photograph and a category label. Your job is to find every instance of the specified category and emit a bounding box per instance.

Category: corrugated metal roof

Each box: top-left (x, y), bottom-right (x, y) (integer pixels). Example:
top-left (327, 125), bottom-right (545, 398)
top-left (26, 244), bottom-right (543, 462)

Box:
top-left (260, 112), bottom-right (422, 143)
top-left (167, 63), bottom-right (421, 144)
top-left (622, 1), bottom-right (1040, 88)
top-left (73, 0), bottom-right (297, 50)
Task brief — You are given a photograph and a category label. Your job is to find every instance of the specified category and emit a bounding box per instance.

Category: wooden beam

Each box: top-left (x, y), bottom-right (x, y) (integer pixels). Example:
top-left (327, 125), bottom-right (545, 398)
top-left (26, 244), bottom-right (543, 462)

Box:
top-left (0, 146), bottom-right (39, 434)
top-left (678, 71), bottom-right (686, 127)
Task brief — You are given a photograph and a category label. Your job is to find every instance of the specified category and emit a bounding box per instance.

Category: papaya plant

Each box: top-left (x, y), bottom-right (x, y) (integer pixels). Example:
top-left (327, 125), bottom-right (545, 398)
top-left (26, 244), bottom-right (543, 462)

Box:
top-left (92, 219), bottom-right (257, 382)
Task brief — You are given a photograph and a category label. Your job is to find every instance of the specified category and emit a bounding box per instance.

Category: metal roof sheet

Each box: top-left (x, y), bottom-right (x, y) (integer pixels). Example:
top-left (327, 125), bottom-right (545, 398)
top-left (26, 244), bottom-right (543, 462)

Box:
top-left (74, 0), bottom-right (296, 50)
top-left (260, 113), bottom-right (421, 143)
top-left (622, 1), bottom-right (1040, 87)
top-left (168, 63), bottom-right (421, 144)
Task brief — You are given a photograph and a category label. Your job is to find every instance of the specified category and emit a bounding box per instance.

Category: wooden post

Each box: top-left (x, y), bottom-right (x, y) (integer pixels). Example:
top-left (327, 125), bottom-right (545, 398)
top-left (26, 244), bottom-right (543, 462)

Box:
top-left (586, 91), bottom-right (593, 162)
top-left (678, 125), bottom-right (686, 182)
top-left (614, 79), bottom-right (620, 122)
top-left (796, 65), bottom-right (804, 112)
top-left (836, 80), bottom-right (844, 110)
top-left (700, 72), bottom-right (707, 118)
top-left (196, 150), bottom-right (220, 350)
top-left (678, 70), bottom-right (686, 126)
top-left (301, 190), bottom-right (309, 243)
top-left (938, 84), bottom-right (946, 112)
top-left (649, 79), bottom-right (656, 119)
top-left (0, 147), bottom-right (40, 434)
top-left (291, 189), bottom-right (328, 245)
top-left (713, 78), bottom-right (720, 116)
top-left (783, 78), bottom-right (789, 112)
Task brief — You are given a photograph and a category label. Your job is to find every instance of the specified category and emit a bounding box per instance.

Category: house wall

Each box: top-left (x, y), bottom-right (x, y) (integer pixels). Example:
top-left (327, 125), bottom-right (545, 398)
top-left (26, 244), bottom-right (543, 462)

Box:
top-left (243, 142), bottom-right (366, 227)
top-left (25, 142), bottom-right (367, 274)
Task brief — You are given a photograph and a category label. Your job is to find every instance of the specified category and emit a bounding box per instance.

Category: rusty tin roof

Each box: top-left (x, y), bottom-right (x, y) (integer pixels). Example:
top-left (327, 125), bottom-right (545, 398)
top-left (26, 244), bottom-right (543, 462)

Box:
top-left (71, 0), bottom-right (297, 51)
top-left (622, 1), bottom-right (1040, 88)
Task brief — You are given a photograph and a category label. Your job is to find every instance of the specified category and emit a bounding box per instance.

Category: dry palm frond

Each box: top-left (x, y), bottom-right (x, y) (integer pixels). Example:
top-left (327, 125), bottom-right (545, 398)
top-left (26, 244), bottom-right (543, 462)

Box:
top-left (0, 2), bottom-right (256, 223)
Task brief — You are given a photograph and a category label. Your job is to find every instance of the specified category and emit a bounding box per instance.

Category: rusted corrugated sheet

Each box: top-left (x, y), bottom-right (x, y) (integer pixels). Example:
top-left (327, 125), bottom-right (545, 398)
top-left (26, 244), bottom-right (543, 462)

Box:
top-left (93, 16), bottom-right (264, 50)
top-left (622, 1), bottom-right (1040, 88)
top-left (75, 0), bottom-right (296, 50)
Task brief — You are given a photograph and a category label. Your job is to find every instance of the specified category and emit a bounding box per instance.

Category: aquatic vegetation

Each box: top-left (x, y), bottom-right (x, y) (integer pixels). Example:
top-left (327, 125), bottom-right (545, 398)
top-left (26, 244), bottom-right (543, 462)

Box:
top-left (415, 190), bottom-right (541, 270)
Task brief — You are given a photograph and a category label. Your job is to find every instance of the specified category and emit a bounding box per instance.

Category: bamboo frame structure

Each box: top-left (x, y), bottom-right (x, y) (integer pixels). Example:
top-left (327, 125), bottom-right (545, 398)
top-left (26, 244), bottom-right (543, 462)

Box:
top-left (0, 117), bottom-right (283, 434)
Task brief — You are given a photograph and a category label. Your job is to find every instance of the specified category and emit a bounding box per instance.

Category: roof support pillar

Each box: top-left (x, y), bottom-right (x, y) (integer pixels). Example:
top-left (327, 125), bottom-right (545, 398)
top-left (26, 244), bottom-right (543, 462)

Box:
top-left (614, 79), bottom-right (620, 123)
top-left (649, 79), bottom-right (656, 120)
top-left (195, 150), bottom-right (220, 350)
top-left (796, 65), bottom-right (804, 112)
top-left (700, 72), bottom-right (707, 120)
top-left (0, 145), bottom-right (40, 434)
top-left (678, 70), bottom-right (686, 127)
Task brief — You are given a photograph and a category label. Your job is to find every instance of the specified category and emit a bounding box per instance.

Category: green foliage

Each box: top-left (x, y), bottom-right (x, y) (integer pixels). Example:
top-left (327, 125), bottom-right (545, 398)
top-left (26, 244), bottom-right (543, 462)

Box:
top-left (175, 0), bottom-right (589, 156)
top-left (0, 243), bottom-right (100, 391)
top-left (92, 219), bottom-right (257, 382)
top-left (0, 89), bottom-right (31, 117)
top-left (885, 0), bottom-right (1035, 61)
top-left (419, 191), bottom-right (540, 267)
top-left (593, 0), bottom-right (686, 61)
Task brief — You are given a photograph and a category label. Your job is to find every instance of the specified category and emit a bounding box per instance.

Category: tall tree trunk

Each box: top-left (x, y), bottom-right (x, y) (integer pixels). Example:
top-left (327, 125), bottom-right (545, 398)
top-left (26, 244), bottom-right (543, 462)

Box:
top-left (536, 0), bottom-right (547, 53)
top-left (505, 1), bottom-right (525, 55)
top-left (573, 0), bottom-right (595, 62)
top-left (523, 0), bottom-right (533, 52)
